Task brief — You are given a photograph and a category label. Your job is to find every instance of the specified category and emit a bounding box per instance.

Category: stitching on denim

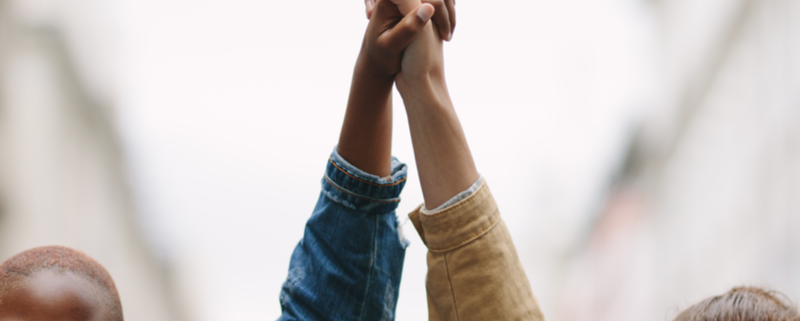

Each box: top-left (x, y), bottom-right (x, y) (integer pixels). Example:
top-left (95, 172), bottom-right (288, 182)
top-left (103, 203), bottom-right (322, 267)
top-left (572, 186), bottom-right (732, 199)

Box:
top-left (422, 181), bottom-right (488, 218)
top-left (358, 215), bottom-right (379, 321)
top-left (428, 213), bottom-right (501, 253)
top-left (320, 188), bottom-right (356, 210)
top-left (330, 157), bottom-right (407, 187)
top-left (324, 176), bottom-right (400, 204)
top-left (443, 254), bottom-right (460, 321)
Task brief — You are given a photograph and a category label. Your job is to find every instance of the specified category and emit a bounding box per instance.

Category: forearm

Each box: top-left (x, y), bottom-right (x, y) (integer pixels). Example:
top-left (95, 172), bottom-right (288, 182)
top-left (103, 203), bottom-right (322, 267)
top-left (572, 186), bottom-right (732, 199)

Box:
top-left (337, 55), bottom-right (395, 177)
top-left (400, 75), bottom-right (479, 209)
top-left (278, 149), bottom-right (409, 320)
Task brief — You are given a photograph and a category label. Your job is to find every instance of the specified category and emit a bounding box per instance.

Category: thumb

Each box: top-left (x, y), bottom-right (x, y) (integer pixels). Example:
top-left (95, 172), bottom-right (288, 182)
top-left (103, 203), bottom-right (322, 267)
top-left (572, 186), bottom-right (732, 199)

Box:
top-left (377, 3), bottom-right (434, 54)
top-left (390, 0), bottom-right (421, 16)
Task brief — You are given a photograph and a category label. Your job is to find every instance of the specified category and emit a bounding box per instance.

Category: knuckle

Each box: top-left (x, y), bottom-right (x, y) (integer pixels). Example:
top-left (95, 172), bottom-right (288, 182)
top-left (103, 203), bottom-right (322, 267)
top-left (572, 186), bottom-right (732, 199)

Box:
top-left (423, 0), bottom-right (444, 7)
top-left (375, 40), bottom-right (390, 52)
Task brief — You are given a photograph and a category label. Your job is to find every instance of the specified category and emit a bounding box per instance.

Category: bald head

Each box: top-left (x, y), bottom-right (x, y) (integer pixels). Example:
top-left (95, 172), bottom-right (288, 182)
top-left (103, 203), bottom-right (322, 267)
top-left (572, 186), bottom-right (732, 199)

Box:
top-left (0, 246), bottom-right (123, 321)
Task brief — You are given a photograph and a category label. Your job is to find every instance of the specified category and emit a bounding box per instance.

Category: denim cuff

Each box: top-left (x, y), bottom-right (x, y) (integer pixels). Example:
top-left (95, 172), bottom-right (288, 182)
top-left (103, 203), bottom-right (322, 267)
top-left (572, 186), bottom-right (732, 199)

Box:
top-left (321, 146), bottom-right (408, 214)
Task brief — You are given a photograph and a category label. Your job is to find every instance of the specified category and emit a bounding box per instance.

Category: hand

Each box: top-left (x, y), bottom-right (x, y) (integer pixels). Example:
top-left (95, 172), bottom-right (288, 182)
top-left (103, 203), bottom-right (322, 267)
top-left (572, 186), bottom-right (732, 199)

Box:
top-left (360, 0), bottom-right (436, 79)
top-left (394, 21), bottom-right (445, 93)
top-left (393, 21), bottom-right (478, 210)
top-left (365, 0), bottom-right (455, 41)
top-left (338, 0), bottom-right (435, 177)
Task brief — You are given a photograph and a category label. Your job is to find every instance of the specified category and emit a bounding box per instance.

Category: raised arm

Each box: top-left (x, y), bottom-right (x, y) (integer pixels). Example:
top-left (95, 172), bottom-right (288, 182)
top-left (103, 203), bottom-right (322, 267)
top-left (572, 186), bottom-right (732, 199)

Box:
top-left (394, 18), bottom-right (478, 209)
top-left (339, 0), bottom-right (456, 176)
top-left (278, 2), bottom-right (435, 320)
top-left (337, 0), bottom-right (435, 176)
top-left (395, 16), bottom-right (546, 321)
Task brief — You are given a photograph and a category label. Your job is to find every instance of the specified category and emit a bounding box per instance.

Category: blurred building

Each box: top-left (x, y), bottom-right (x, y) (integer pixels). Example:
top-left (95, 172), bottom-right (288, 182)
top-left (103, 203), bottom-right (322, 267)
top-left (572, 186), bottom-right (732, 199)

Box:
top-left (1, 0), bottom-right (797, 320)
top-left (0, 0), bottom-right (183, 320)
top-left (558, 0), bottom-right (800, 320)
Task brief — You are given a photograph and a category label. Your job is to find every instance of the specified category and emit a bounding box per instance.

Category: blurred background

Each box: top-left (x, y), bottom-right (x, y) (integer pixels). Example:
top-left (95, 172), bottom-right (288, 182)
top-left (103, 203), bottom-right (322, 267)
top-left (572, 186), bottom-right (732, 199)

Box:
top-left (0, 0), bottom-right (798, 320)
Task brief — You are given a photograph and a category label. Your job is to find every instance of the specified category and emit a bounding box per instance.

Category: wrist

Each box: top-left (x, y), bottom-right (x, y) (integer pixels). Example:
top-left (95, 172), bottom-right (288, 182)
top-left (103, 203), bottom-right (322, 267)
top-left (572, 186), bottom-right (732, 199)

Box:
top-left (338, 54), bottom-right (396, 178)
top-left (396, 72), bottom-right (450, 108)
top-left (355, 50), bottom-right (396, 84)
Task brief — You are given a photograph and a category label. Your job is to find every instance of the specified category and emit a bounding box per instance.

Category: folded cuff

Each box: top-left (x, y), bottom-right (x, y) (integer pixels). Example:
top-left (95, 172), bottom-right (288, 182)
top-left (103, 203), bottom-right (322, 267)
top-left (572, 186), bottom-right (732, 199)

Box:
top-left (423, 175), bottom-right (483, 213)
top-left (408, 180), bottom-right (501, 252)
top-left (321, 146), bottom-right (408, 214)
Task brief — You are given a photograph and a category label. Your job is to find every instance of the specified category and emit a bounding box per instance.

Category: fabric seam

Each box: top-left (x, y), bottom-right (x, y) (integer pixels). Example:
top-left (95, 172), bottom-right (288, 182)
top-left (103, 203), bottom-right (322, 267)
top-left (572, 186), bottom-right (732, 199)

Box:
top-left (358, 215), bottom-right (379, 320)
top-left (324, 176), bottom-right (400, 204)
top-left (427, 214), bottom-right (501, 253)
top-left (443, 254), bottom-right (460, 321)
top-left (330, 157), bottom-right (407, 187)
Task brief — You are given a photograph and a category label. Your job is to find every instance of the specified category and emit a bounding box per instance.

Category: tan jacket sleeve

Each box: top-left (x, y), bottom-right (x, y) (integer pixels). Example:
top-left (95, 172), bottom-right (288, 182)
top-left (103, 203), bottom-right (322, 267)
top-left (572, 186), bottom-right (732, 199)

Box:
top-left (409, 180), bottom-right (545, 321)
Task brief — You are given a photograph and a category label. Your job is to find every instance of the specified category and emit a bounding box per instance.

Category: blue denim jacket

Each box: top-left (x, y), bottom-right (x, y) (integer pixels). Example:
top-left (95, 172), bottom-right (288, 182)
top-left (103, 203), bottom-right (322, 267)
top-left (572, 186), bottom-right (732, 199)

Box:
top-left (278, 148), bottom-right (409, 321)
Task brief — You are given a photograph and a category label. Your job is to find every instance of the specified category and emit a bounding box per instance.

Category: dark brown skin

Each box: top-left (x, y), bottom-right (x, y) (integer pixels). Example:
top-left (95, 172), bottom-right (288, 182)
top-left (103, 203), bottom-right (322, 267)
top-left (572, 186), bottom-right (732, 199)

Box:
top-left (365, 0), bottom-right (456, 41)
top-left (0, 270), bottom-right (109, 321)
top-left (338, 0), bottom-right (441, 177)
top-left (342, 0), bottom-right (474, 207)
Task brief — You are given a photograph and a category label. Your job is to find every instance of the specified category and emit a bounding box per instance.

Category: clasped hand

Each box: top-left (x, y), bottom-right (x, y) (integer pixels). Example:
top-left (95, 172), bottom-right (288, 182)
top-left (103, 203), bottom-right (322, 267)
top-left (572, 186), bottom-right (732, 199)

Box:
top-left (359, 0), bottom-right (452, 93)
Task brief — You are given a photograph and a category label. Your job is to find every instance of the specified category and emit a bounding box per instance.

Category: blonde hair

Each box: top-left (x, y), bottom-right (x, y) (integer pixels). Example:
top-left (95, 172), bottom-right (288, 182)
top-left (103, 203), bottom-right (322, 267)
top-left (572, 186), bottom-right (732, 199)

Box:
top-left (675, 287), bottom-right (799, 321)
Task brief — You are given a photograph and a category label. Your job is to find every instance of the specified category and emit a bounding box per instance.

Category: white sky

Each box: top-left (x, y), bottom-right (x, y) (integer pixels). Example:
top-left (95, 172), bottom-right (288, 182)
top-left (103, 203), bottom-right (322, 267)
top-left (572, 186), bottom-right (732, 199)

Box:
top-left (108, 0), bottom-right (657, 319)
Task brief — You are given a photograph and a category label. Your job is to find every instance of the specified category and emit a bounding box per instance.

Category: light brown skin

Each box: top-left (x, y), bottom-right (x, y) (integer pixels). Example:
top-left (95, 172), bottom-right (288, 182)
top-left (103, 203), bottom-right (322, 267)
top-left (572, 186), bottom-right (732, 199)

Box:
top-left (365, 0), bottom-right (456, 41)
top-left (0, 270), bottom-right (110, 321)
top-left (337, 0), bottom-right (455, 178)
top-left (340, 0), bottom-right (476, 208)
top-left (396, 19), bottom-right (479, 209)
top-left (338, 0), bottom-right (479, 208)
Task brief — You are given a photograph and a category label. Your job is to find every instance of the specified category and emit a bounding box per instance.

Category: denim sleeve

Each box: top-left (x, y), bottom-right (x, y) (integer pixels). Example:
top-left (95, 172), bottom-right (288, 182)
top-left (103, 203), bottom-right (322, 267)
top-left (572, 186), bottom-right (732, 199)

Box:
top-left (278, 147), bottom-right (409, 321)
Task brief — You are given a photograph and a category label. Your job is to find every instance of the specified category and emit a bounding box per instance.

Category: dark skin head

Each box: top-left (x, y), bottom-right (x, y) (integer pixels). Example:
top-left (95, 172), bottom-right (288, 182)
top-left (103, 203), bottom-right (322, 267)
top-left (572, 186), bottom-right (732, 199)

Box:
top-left (0, 270), bottom-right (110, 321)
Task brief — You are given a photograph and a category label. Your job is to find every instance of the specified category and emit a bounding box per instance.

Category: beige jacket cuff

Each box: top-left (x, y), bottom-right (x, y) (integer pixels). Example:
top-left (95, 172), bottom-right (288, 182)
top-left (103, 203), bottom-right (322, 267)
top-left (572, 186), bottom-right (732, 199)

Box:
top-left (408, 180), bottom-right (545, 321)
top-left (409, 179), bottom-right (498, 252)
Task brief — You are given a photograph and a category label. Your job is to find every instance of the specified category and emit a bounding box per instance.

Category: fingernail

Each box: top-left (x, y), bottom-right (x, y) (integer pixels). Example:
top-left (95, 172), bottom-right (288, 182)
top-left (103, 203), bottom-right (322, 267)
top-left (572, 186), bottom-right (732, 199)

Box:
top-left (417, 5), bottom-right (434, 22)
top-left (366, 1), bottom-right (374, 16)
top-left (447, 31), bottom-right (452, 41)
